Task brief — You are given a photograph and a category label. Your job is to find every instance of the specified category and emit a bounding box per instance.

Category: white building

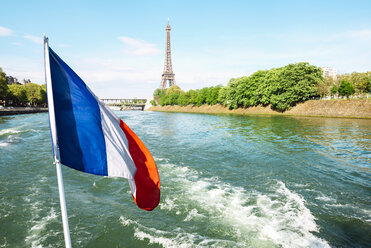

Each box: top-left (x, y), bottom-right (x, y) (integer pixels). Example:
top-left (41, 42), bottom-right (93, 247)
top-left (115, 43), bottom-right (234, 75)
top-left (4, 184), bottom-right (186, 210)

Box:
top-left (322, 67), bottom-right (338, 79)
top-left (21, 79), bottom-right (31, 85)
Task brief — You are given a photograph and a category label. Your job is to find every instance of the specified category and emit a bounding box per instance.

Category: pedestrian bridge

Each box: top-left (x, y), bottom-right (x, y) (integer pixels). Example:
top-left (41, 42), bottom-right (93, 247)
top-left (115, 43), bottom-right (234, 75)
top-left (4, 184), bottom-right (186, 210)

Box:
top-left (101, 98), bottom-right (147, 110)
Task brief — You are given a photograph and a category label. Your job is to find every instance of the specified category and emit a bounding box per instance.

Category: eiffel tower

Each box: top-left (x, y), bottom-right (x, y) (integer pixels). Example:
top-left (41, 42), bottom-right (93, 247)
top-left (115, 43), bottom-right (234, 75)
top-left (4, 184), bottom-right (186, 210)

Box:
top-left (159, 19), bottom-right (176, 89)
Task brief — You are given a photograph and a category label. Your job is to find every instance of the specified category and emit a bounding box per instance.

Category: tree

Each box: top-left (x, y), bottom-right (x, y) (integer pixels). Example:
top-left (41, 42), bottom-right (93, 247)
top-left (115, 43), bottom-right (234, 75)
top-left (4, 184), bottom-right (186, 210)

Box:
top-left (0, 68), bottom-right (9, 104)
top-left (350, 72), bottom-right (371, 94)
top-left (317, 76), bottom-right (334, 97)
top-left (25, 83), bottom-right (42, 106)
top-left (40, 84), bottom-right (47, 106)
top-left (195, 87), bottom-right (209, 106)
top-left (165, 85), bottom-right (183, 96)
top-left (217, 86), bottom-right (229, 106)
top-left (187, 90), bottom-right (198, 105)
top-left (165, 85), bottom-right (184, 105)
top-left (8, 84), bottom-right (27, 105)
top-left (154, 88), bottom-right (166, 97)
top-left (177, 92), bottom-right (190, 106)
top-left (153, 88), bottom-right (166, 105)
top-left (330, 85), bottom-right (338, 98)
top-left (269, 63), bottom-right (322, 111)
top-left (338, 80), bottom-right (355, 98)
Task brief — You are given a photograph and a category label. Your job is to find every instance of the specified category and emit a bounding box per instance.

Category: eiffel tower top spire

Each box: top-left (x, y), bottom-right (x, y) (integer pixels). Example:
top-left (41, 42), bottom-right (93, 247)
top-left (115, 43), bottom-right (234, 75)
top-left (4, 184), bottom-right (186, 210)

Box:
top-left (159, 19), bottom-right (176, 89)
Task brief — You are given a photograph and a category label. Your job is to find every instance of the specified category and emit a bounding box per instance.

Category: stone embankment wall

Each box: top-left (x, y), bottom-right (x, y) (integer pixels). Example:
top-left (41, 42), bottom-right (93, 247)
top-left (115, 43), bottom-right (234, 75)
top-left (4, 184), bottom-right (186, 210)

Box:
top-left (148, 99), bottom-right (371, 119)
top-left (0, 108), bottom-right (48, 116)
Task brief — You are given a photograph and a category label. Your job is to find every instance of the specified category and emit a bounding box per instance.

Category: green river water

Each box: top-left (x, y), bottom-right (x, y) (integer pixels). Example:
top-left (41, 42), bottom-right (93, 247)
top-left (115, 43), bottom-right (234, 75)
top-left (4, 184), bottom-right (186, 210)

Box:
top-left (0, 111), bottom-right (370, 247)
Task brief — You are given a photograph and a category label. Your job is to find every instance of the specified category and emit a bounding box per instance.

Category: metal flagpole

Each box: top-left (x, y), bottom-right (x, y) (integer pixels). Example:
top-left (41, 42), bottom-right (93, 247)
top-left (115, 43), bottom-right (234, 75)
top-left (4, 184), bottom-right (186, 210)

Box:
top-left (44, 35), bottom-right (72, 248)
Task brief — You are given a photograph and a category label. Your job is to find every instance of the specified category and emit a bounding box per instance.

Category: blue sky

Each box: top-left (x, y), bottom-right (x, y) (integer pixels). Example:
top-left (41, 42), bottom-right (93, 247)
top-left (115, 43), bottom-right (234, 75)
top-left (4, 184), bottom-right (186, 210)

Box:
top-left (1, 0), bottom-right (371, 98)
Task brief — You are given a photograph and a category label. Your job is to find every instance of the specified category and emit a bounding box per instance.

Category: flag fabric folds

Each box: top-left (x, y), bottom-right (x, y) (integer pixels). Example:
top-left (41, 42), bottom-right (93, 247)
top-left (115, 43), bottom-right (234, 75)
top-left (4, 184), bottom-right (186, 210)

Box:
top-left (46, 47), bottom-right (160, 211)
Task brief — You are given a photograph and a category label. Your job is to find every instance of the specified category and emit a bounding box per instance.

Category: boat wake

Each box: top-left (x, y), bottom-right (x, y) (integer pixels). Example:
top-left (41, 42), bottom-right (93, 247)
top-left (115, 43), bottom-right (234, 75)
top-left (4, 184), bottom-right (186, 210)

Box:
top-left (118, 159), bottom-right (330, 248)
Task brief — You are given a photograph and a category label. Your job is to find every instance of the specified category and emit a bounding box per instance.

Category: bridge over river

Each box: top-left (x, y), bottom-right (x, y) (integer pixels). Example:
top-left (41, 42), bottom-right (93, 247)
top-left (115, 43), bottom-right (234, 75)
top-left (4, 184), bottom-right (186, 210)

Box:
top-left (101, 98), bottom-right (147, 111)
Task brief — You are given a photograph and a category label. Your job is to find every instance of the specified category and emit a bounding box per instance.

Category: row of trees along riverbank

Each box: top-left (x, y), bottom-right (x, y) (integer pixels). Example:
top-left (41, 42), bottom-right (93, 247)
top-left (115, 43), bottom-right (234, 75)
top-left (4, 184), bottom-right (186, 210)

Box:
top-left (152, 63), bottom-right (371, 112)
top-left (0, 67), bottom-right (47, 107)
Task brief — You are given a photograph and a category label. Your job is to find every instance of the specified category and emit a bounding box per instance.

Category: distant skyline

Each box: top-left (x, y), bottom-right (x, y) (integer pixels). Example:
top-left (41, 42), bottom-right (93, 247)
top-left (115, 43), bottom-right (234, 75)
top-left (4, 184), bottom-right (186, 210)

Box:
top-left (1, 0), bottom-right (371, 98)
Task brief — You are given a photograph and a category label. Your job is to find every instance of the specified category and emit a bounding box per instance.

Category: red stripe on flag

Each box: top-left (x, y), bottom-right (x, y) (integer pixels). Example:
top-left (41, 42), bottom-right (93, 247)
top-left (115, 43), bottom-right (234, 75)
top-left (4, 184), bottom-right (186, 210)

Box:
top-left (119, 119), bottom-right (160, 211)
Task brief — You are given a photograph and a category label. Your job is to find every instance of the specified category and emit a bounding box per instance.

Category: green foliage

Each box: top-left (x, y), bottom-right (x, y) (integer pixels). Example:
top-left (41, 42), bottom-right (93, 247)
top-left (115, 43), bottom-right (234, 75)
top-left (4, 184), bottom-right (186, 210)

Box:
top-left (271, 63), bottom-right (322, 111)
top-left (163, 85), bottom-right (184, 105)
top-left (338, 80), bottom-right (355, 98)
top-left (177, 92), bottom-right (190, 106)
top-left (165, 85), bottom-right (183, 96)
top-left (221, 63), bottom-right (322, 111)
top-left (217, 86), bottom-right (229, 106)
top-left (330, 85), bottom-right (338, 97)
top-left (25, 83), bottom-right (43, 106)
top-left (205, 85), bottom-right (222, 105)
top-left (153, 85), bottom-right (222, 107)
top-left (195, 88), bottom-right (208, 106)
top-left (353, 72), bottom-right (371, 93)
top-left (337, 72), bottom-right (371, 95)
top-left (8, 84), bottom-right (27, 103)
top-left (0, 67), bottom-right (9, 99)
top-left (154, 88), bottom-right (166, 97)
top-left (150, 100), bottom-right (157, 106)
top-left (318, 76), bottom-right (334, 97)
top-left (40, 84), bottom-right (47, 105)
top-left (151, 62), bottom-right (365, 112)
top-left (153, 88), bottom-right (166, 106)
top-left (0, 67), bottom-right (47, 106)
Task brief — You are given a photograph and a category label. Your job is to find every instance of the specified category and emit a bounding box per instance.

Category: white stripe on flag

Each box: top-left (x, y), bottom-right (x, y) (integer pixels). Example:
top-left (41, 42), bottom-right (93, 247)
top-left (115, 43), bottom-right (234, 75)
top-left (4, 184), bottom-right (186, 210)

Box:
top-left (98, 101), bottom-right (137, 179)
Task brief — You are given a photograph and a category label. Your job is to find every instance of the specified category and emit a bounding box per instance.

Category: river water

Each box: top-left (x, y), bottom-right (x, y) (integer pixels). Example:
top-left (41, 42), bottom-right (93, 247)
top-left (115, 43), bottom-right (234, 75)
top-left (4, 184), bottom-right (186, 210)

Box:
top-left (0, 111), bottom-right (370, 247)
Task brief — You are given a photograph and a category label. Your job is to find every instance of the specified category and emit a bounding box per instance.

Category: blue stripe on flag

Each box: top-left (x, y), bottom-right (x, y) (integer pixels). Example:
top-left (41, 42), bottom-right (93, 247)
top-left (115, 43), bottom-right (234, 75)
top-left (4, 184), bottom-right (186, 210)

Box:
top-left (49, 48), bottom-right (108, 176)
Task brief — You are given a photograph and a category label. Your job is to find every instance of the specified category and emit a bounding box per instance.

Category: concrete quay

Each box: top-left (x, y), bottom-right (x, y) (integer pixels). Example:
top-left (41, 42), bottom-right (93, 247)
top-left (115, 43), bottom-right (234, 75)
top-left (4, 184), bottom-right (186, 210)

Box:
top-left (0, 107), bottom-right (48, 116)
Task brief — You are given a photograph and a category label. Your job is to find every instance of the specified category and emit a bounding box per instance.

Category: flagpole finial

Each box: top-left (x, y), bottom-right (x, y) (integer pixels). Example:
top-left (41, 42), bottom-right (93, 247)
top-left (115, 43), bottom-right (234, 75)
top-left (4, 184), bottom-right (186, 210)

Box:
top-left (43, 34), bottom-right (48, 43)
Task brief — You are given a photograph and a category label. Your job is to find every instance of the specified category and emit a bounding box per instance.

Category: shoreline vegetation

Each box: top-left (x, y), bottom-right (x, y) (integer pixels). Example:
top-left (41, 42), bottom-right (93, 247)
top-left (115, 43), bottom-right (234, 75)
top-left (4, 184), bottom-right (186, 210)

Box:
top-left (150, 63), bottom-right (371, 118)
top-left (148, 99), bottom-right (371, 119)
top-left (0, 67), bottom-right (47, 108)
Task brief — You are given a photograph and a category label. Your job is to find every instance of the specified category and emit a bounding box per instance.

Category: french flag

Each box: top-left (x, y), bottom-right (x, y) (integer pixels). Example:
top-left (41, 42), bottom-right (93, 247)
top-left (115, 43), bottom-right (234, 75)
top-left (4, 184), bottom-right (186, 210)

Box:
top-left (45, 43), bottom-right (160, 211)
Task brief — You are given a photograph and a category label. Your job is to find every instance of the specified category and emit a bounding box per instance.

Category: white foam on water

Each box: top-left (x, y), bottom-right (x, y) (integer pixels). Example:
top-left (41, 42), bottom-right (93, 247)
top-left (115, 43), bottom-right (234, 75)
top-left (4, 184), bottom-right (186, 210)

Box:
top-left (0, 128), bottom-right (21, 136)
top-left (23, 182), bottom-right (59, 248)
top-left (25, 208), bottom-right (58, 248)
top-left (119, 216), bottom-right (243, 248)
top-left (119, 216), bottom-right (136, 226)
top-left (160, 197), bottom-right (177, 211)
top-left (325, 203), bottom-right (371, 223)
top-left (0, 142), bottom-right (9, 147)
top-left (29, 208), bottom-right (57, 232)
top-left (315, 195), bottom-right (336, 203)
top-left (0, 240), bottom-right (8, 248)
top-left (158, 163), bottom-right (330, 248)
top-left (134, 228), bottom-right (192, 248)
top-left (184, 208), bottom-right (203, 222)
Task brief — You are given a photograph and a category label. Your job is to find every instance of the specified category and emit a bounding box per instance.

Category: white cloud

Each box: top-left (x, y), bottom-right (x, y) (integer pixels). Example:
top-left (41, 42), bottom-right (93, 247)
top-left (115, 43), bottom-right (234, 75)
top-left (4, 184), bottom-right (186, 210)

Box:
top-left (11, 42), bottom-right (23, 46)
top-left (344, 29), bottom-right (371, 41)
top-left (0, 26), bottom-right (13, 36)
top-left (118, 36), bottom-right (160, 56)
top-left (24, 34), bottom-right (43, 44)
top-left (78, 57), bottom-right (160, 84)
top-left (0, 57), bottom-right (44, 84)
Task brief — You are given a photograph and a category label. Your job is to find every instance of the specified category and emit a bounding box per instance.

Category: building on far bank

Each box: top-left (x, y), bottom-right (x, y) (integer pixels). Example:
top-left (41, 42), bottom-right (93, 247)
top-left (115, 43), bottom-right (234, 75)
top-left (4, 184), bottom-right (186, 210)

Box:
top-left (322, 67), bottom-right (338, 80)
top-left (6, 76), bottom-right (19, 85)
top-left (21, 79), bottom-right (31, 85)
top-left (5, 76), bottom-right (31, 85)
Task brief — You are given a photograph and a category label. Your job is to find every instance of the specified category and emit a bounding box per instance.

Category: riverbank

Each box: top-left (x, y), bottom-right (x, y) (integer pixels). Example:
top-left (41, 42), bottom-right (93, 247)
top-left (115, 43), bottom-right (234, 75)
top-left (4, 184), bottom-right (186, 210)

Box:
top-left (148, 99), bottom-right (371, 118)
top-left (0, 107), bottom-right (48, 116)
